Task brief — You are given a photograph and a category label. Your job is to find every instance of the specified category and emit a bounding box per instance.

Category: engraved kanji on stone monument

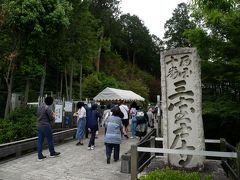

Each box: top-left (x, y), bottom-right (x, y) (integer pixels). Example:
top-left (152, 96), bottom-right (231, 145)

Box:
top-left (161, 48), bottom-right (205, 169)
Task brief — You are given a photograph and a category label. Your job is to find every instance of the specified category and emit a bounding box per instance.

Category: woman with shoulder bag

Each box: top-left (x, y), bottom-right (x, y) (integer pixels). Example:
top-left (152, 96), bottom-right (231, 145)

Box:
top-left (74, 102), bottom-right (86, 146)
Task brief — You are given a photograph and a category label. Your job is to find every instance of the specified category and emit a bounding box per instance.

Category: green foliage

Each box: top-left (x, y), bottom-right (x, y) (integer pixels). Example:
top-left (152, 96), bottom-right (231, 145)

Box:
top-left (184, 28), bottom-right (211, 60)
top-left (164, 3), bottom-right (196, 49)
top-left (82, 73), bottom-right (102, 99)
top-left (139, 169), bottom-right (212, 180)
top-left (82, 72), bottom-right (119, 99)
top-left (189, 0), bottom-right (240, 68)
top-left (0, 107), bottom-right (37, 143)
top-left (4, 0), bottom-right (72, 35)
top-left (202, 94), bottom-right (240, 144)
top-left (203, 95), bottom-right (240, 119)
top-left (118, 13), bottom-right (156, 74)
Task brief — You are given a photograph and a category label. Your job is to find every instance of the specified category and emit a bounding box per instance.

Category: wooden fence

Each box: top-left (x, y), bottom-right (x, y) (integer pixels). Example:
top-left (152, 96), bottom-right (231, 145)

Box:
top-left (0, 128), bottom-right (77, 162)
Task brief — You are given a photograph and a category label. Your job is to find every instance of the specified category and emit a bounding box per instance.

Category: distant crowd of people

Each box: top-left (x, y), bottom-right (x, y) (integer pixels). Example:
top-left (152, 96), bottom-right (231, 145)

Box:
top-left (36, 96), bottom-right (159, 164)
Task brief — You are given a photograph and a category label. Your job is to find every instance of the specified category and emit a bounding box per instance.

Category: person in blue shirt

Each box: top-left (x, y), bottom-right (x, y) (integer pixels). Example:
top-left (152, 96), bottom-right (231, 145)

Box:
top-left (104, 106), bottom-right (124, 164)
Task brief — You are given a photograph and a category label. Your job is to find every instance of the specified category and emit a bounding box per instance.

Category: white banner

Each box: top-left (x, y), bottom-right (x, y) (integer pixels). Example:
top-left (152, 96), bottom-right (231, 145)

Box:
top-left (55, 104), bottom-right (63, 123)
top-left (64, 101), bottom-right (73, 112)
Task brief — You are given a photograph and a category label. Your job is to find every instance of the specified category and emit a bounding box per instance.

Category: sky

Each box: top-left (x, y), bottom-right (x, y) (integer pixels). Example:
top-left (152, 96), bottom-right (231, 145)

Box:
top-left (120, 0), bottom-right (189, 39)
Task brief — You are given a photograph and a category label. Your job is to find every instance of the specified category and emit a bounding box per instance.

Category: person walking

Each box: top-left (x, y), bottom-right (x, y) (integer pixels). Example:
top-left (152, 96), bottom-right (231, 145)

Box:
top-left (129, 102), bottom-right (137, 138)
top-left (73, 102), bottom-right (86, 146)
top-left (37, 96), bottom-right (60, 161)
top-left (119, 101), bottom-right (129, 139)
top-left (102, 104), bottom-right (112, 133)
top-left (147, 107), bottom-right (154, 128)
top-left (135, 106), bottom-right (148, 140)
top-left (104, 106), bottom-right (124, 164)
top-left (86, 104), bottom-right (101, 150)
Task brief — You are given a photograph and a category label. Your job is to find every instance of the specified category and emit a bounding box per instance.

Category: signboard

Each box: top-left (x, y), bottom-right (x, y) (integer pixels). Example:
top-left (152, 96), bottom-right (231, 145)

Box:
top-left (64, 101), bottom-right (73, 112)
top-left (55, 104), bottom-right (63, 123)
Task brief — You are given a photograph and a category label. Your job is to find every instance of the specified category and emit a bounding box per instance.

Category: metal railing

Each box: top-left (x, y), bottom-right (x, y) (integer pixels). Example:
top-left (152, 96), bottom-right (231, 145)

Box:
top-left (131, 136), bottom-right (240, 180)
top-left (220, 138), bottom-right (240, 180)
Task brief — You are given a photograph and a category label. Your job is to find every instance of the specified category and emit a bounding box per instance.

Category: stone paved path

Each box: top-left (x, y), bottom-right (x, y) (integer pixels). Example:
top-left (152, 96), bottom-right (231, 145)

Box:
top-left (0, 128), bottom-right (138, 180)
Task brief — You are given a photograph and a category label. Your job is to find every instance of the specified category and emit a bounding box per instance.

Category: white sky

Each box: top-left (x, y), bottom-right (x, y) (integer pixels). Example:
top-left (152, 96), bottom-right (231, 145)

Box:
top-left (120, 0), bottom-right (189, 39)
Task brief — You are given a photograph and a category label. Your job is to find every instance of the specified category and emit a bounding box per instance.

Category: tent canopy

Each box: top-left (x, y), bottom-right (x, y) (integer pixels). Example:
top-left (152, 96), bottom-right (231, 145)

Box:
top-left (93, 87), bottom-right (145, 102)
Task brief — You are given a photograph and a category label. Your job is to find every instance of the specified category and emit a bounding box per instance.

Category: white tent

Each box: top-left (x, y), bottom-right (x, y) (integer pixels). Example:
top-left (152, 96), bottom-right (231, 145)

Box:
top-left (93, 87), bottom-right (145, 102)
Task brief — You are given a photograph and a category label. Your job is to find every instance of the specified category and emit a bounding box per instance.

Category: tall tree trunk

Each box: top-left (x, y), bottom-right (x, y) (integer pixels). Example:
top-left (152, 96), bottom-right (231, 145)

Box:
top-left (60, 72), bottom-right (63, 98)
top-left (64, 65), bottom-right (69, 100)
top-left (127, 49), bottom-right (131, 62)
top-left (79, 64), bottom-right (82, 100)
top-left (69, 61), bottom-right (73, 100)
top-left (132, 51), bottom-right (136, 65)
top-left (39, 62), bottom-right (46, 97)
top-left (130, 51), bottom-right (136, 80)
top-left (95, 33), bottom-right (103, 73)
top-left (96, 46), bottom-right (101, 73)
top-left (23, 79), bottom-right (30, 107)
top-left (4, 64), bottom-right (14, 119)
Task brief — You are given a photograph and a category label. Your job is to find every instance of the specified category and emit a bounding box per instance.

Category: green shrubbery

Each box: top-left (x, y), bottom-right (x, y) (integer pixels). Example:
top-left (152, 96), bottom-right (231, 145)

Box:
top-left (139, 169), bottom-right (212, 180)
top-left (202, 95), bottom-right (240, 145)
top-left (0, 107), bottom-right (37, 144)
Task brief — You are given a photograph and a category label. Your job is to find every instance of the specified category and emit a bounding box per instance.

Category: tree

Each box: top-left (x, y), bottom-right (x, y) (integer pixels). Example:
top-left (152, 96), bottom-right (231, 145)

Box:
top-left (164, 2), bottom-right (196, 49)
top-left (185, 0), bottom-right (240, 100)
top-left (57, 0), bottom-right (102, 100)
top-left (1, 0), bottom-right (72, 117)
top-left (89, 0), bottom-right (120, 72)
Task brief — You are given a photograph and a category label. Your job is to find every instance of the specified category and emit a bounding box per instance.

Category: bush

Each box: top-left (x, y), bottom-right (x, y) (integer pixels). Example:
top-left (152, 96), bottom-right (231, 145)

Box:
top-left (0, 107), bottom-right (37, 144)
top-left (203, 95), bottom-right (240, 145)
top-left (139, 169), bottom-right (212, 180)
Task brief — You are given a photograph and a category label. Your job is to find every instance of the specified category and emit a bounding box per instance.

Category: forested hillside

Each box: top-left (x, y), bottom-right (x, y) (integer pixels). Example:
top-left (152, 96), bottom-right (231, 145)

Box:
top-left (0, 0), bottom-right (162, 119)
top-left (0, 0), bottom-right (240, 144)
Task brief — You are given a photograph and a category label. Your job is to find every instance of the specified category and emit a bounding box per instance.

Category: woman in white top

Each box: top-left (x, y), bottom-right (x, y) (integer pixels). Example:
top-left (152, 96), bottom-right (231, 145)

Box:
top-left (73, 102), bottom-right (86, 145)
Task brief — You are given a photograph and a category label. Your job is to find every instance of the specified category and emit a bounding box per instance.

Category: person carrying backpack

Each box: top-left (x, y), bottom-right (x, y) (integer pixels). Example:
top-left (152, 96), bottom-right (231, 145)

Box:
top-left (135, 106), bottom-right (148, 140)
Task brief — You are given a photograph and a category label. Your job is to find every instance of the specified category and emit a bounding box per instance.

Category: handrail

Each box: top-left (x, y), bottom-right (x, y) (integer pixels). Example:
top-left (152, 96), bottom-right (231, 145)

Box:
top-left (138, 155), bottom-right (155, 172)
top-left (155, 137), bottom-right (221, 144)
top-left (0, 128), bottom-right (77, 161)
top-left (137, 136), bottom-right (155, 146)
top-left (0, 128), bottom-right (77, 148)
top-left (136, 128), bottom-right (156, 146)
top-left (225, 141), bottom-right (236, 152)
top-left (222, 160), bottom-right (238, 180)
top-left (137, 147), bottom-right (237, 158)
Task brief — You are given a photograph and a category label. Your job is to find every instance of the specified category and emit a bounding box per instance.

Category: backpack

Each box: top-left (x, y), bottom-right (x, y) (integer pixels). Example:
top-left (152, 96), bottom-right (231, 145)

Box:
top-left (136, 110), bottom-right (146, 124)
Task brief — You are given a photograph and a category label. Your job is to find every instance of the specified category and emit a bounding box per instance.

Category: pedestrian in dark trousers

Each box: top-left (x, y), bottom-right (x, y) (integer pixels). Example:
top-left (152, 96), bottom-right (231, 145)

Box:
top-left (119, 101), bottom-right (129, 139)
top-left (84, 104), bottom-right (90, 138)
top-left (104, 106), bottom-right (124, 164)
top-left (86, 104), bottom-right (101, 150)
top-left (37, 96), bottom-right (60, 161)
top-left (135, 106), bottom-right (149, 140)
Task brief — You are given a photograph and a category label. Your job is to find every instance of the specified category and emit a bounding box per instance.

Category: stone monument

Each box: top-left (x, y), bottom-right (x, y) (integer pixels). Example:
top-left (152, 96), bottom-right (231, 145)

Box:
top-left (160, 48), bottom-right (205, 169)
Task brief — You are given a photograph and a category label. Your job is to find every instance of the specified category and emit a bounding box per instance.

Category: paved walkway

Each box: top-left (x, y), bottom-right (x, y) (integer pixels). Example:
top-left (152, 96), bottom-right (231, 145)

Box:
top-left (0, 128), bottom-right (138, 180)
